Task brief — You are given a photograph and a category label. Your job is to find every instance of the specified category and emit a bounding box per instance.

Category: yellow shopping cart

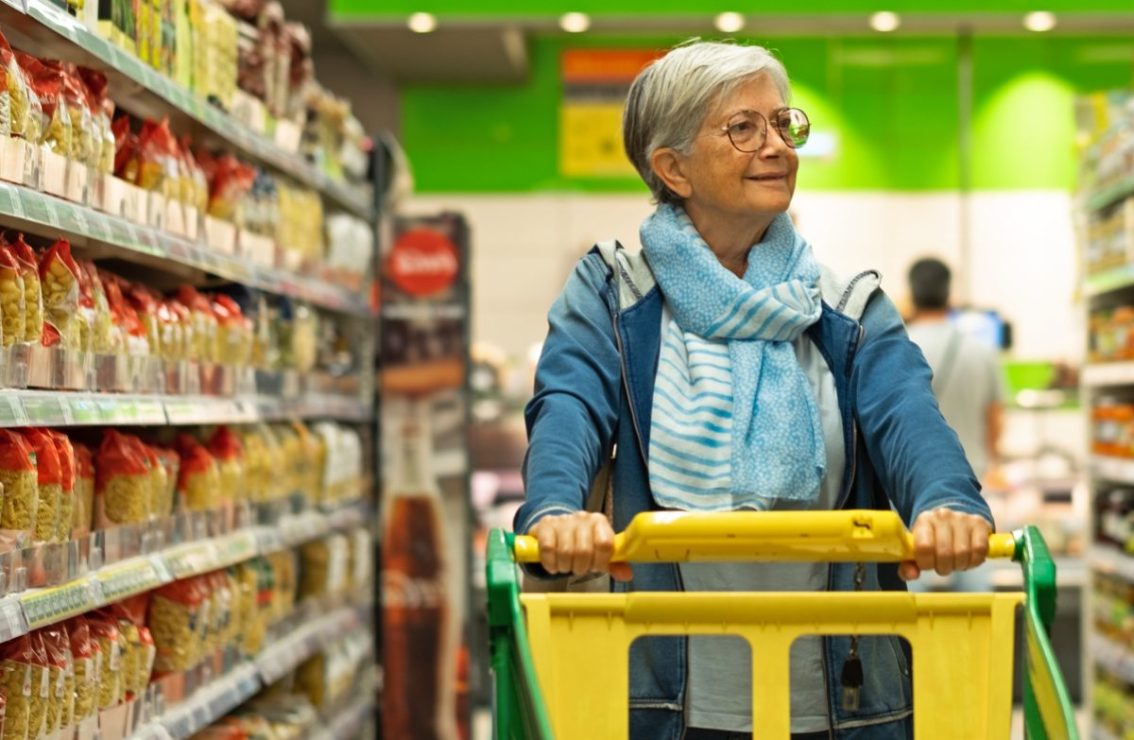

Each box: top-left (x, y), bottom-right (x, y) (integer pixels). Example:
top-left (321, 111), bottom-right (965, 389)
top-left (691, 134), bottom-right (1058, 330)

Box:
top-left (486, 510), bottom-right (1077, 739)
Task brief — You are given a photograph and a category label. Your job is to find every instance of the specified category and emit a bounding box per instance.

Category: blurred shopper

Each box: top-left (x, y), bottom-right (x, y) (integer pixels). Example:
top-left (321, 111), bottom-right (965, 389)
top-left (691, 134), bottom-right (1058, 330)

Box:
top-left (517, 40), bottom-right (993, 740)
top-left (906, 258), bottom-right (1004, 480)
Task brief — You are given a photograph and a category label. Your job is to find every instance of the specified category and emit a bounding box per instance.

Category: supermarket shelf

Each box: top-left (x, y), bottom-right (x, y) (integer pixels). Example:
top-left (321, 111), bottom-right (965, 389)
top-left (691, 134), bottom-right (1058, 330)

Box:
top-left (0, 390), bottom-right (373, 428)
top-left (1087, 174), bottom-right (1134, 214)
top-left (310, 695), bottom-right (376, 740)
top-left (255, 605), bottom-right (365, 684)
top-left (1090, 544), bottom-right (1134, 582)
top-left (1082, 362), bottom-right (1134, 387)
top-left (5, 501), bottom-right (368, 638)
top-left (1085, 264), bottom-right (1134, 298)
top-left (1093, 455), bottom-right (1134, 485)
top-left (1094, 633), bottom-right (1134, 685)
top-left (0, 181), bottom-right (373, 317)
top-left (0, 1), bottom-right (373, 220)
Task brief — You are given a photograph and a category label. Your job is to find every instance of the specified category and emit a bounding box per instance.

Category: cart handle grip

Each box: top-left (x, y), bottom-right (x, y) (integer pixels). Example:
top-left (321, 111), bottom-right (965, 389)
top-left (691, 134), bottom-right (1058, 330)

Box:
top-left (513, 510), bottom-right (1015, 564)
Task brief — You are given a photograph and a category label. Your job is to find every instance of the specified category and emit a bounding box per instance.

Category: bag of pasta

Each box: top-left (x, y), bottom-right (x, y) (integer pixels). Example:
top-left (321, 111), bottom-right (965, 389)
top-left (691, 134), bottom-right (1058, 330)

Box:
top-left (0, 245), bottom-right (23, 347)
top-left (143, 444), bottom-right (169, 521)
top-left (23, 429), bottom-right (60, 543)
top-left (181, 137), bottom-right (208, 214)
top-left (77, 67), bottom-right (115, 173)
top-left (6, 233), bottom-right (42, 345)
top-left (237, 427), bottom-right (268, 503)
top-left (207, 427), bottom-right (245, 506)
top-left (58, 64), bottom-right (94, 167)
top-left (112, 113), bottom-right (139, 184)
top-left (158, 300), bottom-right (187, 361)
top-left (205, 155), bottom-right (255, 224)
top-left (151, 446), bottom-right (178, 520)
top-left (38, 239), bottom-right (80, 350)
top-left (148, 578), bottom-right (208, 675)
top-left (175, 434), bottom-right (220, 512)
top-left (42, 625), bottom-right (73, 733)
top-left (0, 429), bottom-right (38, 538)
top-left (101, 272), bottom-right (149, 356)
top-left (124, 283), bottom-right (161, 359)
top-left (0, 32), bottom-right (42, 142)
top-left (136, 119), bottom-right (179, 201)
top-left (73, 254), bottom-right (96, 353)
top-left (16, 53), bottom-right (71, 155)
top-left (233, 563), bottom-right (264, 657)
top-left (95, 430), bottom-right (151, 528)
top-left (79, 261), bottom-right (114, 354)
top-left (0, 635), bottom-right (43, 740)
top-left (177, 286), bottom-right (219, 363)
top-left (65, 616), bottom-right (99, 725)
top-left (212, 294), bottom-right (252, 367)
top-left (48, 431), bottom-right (74, 543)
top-left (72, 442), bottom-right (93, 539)
top-left (85, 614), bottom-right (122, 709)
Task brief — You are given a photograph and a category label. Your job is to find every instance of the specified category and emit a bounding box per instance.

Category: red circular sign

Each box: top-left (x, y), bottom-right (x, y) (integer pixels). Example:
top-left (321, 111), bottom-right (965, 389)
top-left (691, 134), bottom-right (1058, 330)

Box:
top-left (386, 228), bottom-right (459, 298)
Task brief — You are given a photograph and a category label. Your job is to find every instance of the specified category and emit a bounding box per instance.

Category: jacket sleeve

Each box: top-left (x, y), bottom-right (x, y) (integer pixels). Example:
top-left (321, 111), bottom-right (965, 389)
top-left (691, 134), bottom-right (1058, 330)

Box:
top-left (853, 290), bottom-right (994, 528)
top-left (513, 253), bottom-right (622, 535)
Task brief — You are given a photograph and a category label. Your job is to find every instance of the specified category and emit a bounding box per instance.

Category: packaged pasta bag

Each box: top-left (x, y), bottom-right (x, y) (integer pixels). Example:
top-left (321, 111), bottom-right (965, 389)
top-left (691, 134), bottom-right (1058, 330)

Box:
top-left (101, 272), bottom-right (149, 356)
top-left (80, 261), bottom-right (116, 354)
top-left (181, 137), bottom-right (208, 214)
top-left (95, 430), bottom-right (151, 528)
top-left (0, 245), bottom-right (23, 347)
top-left (112, 113), bottom-right (139, 184)
top-left (271, 423), bottom-right (301, 499)
top-left (41, 61), bottom-right (92, 165)
top-left (48, 431), bottom-right (74, 543)
top-left (177, 286), bottom-right (219, 363)
top-left (207, 427), bottom-right (245, 505)
top-left (233, 563), bottom-right (263, 656)
top-left (151, 446), bottom-right (178, 518)
top-left (212, 294), bottom-right (252, 367)
top-left (41, 625), bottom-right (73, 733)
top-left (15, 53), bottom-right (71, 155)
top-left (136, 625), bottom-right (155, 693)
top-left (23, 429), bottom-right (60, 543)
top-left (77, 67), bottom-right (115, 174)
top-left (37, 239), bottom-right (81, 350)
top-left (135, 118), bottom-right (179, 200)
top-left (238, 427), bottom-right (268, 503)
top-left (105, 599), bottom-right (152, 694)
top-left (71, 441), bottom-right (93, 539)
top-left (73, 254), bottom-right (95, 353)
top-left (84, 614), bottom-right (122, 709)
top-left (205, 155), bottom-right (255, 223)
top-left (0, 635), bottom-right (42, 740)
top-left (0, 32), bottom-right (42, 142)
top-left (175, 434), bottom-right (220, 512)
top-left (166, 298), bottom-right (194, 361)
top-left (148, 578), bottom-right (208, 675)
top-left (0, 429), bottom-right (38, 538)
top-left (27, 633), bottom-right (51, 739)
top-left (64, 616), bottom-right (99, 724)
top-left (143, 444), bottom-right (170, 520)
top-left (124, 283), bottom-right (161, 358)
top-left (6, 233), bottom-right (42, 345)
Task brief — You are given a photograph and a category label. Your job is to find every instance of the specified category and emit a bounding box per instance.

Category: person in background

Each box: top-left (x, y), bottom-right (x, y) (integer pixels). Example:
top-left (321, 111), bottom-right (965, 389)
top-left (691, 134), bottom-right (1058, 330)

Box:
top-left (906, 258), bottom-right (1004, 481)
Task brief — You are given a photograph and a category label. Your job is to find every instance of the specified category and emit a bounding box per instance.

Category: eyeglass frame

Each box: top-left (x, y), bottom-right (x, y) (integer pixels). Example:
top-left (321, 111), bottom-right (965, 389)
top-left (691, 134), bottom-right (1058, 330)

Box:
top-left (715, 107), bottom-right (811, 153)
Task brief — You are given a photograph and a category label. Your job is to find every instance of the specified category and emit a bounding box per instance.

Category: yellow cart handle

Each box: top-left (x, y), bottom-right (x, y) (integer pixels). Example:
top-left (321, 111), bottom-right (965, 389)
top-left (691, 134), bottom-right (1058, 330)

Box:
top-left (513, 510), bottom-right (1016, 564)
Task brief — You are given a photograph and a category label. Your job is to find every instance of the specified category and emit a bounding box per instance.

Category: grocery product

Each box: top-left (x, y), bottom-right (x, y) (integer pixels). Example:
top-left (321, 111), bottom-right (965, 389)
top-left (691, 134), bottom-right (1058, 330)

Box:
top-left (0, 635), bottom-right (42, 740)
top-left (23, 429), bottom-right (61, 543)
top-left (42, 61), bottom-right (94, 166)
top-left (178, 286), bottom-right (220, 363)
top-left (207, 426), bottom-right (245, 505)
top-left (0, 245), bottom-right (23, 347)
top-left (76, 67), bottom-right (116, 174)
top-left (213, 294), bottom-right (252, 366)
top-left (149, 577), bottom-right (209, 674)
top-left (0, 30), bottom-right (42, 141)
top-left (16, 53), bottom-right (72, 155)
top-left (85, 614), bottom-right (122, 709)
top-left (38, 239), bottom-right (81, 350)
top-left (48, 431), bottom-right (75, 544)
top-left (95, 430), bottom-right (151, 527)
top-left (65, 617), bottom-right (99, 725)
top-left (72, 442), bottom-right (94, 539)
top-left (101, 272), bottom-right (150, 356)
top-left (27, 633), bottom-right (50, 739)
top-left (175, 434), bottom-right (220, 511)
top-left (6, 234), bottom-right (42, 345)
top-left (40, 627), bottom-right (72, 735)
top-left (0, 429), bottom-right (38, 537)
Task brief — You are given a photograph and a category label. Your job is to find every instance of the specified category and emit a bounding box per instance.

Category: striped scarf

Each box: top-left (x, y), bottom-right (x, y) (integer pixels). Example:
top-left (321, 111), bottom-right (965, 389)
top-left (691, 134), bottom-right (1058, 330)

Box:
top-left (641, 204), bottom-right (825, 511)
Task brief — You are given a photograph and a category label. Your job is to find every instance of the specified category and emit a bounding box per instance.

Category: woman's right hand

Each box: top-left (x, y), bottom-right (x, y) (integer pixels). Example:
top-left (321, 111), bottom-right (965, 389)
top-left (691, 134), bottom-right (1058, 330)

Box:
top-left (528, 511), bottom-right (634, 582)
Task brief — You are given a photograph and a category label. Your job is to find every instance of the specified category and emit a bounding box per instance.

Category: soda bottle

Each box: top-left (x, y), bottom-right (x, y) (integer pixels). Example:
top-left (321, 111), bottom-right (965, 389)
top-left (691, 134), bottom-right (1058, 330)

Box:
top-left (382, 399), bottom-right (458, 740)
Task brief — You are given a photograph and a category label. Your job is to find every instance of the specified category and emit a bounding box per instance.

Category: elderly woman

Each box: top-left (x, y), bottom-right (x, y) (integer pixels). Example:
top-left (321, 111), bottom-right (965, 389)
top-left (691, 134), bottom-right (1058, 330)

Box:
top-left (515, 40), bottom-right (993, 740)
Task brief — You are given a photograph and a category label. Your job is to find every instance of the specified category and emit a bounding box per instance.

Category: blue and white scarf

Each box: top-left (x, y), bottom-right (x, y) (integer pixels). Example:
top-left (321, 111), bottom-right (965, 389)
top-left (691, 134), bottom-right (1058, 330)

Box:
top-left (641, 204), bottom-right (825, 511)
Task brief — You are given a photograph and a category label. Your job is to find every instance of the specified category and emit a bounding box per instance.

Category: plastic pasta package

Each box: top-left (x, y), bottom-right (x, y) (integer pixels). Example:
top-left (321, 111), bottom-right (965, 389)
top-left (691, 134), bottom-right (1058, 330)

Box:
top-left (65, 616), bottom-right (99, 724)
top-left (114, 619), bottom-right (140, 698)
top-left (79, 261), bottom-right (114, 355)
top-left (85, 615), bottom-right (122, 709)
top-left (205, 154), bottom-right (256, 224)
top-left (177, 286), bottom-right (220, 363)
top-left (42, 61), bottom-right (93, 165)
top-left (135, 119), bottom-right (179, 200)
top-left (71, 442), bottom-right (93, 539)
top-left (212, 295), bottom-right (252, 367)
top-left (149, 578), bottom-right (208, 674)
top-left (298, 535), bottom-right (348, 601)
top-left (38, 240), bottom-right (81, 350)
top-left (290, 421), bottom-right (320, 504)
top-left (0, 429), bottom-right (38, 537)
top-left (112, 114), bottom-right (139, 184)
top-left (16, 53), bottom-right (71, 155)
top-left (0, 635), bottom-right (43, 740)
top-left (0, 34), bottom-right (42, 142)
top-left (257, 425), bottom-right (283, 501)
top-left (101, 273), bottom-right (150, 357)
top-left (73, 255), bottom-right (95, 354)
top-left (39, 627), bottom-right (72, 735)
top-left (0, 245), bottom-right (23, 347)
top-left (48, 432), bottom-right (74, 543)
top-left (271, 424), bottom-right (301, 500)
top-left (95, 430), bottom-right (151, 528)
top-left (6, 234), bottom-right (42, 345)
top-left (207, 427), bottom-right (245, 505)
top-left (151, 446), bottom-right (178, 520)
top-left (77, 68), bottom-right (115, 174)
top-left (234, 563), bottom-right (263, 656)
top-left (23, 429), bottom-right (61, 543)
top-left (237, 427), bottom-right (267, 503)
top-left (174, 435), bottom-right (220, 512)
top-left (144, 445), bottom-right (170, 521)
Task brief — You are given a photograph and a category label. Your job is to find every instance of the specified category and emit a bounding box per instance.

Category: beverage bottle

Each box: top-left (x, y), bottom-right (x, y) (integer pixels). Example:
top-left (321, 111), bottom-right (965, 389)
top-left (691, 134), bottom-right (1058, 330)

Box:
top-left (382, 399), bottom-right (458, 739)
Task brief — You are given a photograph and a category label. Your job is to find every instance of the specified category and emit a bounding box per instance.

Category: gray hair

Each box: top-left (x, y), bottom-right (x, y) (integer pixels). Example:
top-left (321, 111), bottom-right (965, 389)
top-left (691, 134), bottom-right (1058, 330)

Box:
top-left (623, 41), bottom-right (791, 204)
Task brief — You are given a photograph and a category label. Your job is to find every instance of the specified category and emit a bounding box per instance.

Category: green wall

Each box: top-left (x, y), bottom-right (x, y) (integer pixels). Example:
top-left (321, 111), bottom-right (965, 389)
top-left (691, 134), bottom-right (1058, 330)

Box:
top-left (401, 34), bottom-right (1134, 193)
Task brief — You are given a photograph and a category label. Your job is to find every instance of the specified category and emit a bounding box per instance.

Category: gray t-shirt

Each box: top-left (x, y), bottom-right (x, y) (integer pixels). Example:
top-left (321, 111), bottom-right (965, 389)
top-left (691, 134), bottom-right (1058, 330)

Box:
top-left (677, 336), bottom-right (845, 734)
top-left (906, 321), bottom-right (1004, 477)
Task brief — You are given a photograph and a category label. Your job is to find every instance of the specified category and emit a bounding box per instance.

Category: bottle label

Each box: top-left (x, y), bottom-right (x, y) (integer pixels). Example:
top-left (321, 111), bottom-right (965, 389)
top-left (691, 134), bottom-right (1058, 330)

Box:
top-left (382, 570), bottom-right (445, 609)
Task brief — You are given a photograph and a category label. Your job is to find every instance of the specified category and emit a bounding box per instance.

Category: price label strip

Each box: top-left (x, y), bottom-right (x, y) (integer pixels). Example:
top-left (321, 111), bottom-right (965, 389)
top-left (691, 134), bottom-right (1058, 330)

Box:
top-left (0, 394), bottom-right (28, 428)
top-left (96, 559), bottom-right (162, 604)
top-left (0, 597), bottom-right (27, 643)
top-left (21, 395), bottom-right (72, 426)
top-left (67, 397), bottom-right (100, 425)
top-left (20, 580), bottom-right (97, 630)
top-left (162, 543), bottom-right (218, 580)
top-left (214, 532), bottom-right (257, 569)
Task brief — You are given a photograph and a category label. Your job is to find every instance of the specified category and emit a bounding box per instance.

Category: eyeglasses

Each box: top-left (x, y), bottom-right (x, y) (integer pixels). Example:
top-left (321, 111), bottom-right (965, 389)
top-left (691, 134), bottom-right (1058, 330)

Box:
top-left (719, 108), bottom-right (811, 152)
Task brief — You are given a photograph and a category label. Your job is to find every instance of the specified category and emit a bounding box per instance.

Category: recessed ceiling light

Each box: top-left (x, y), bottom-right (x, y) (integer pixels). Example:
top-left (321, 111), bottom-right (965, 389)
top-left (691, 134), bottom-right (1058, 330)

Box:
top-left (714, 12), bottom-right (745, 33)
top-left (559, 12), bottom-right (591, 33)
top-left (1023, 11), bottom-right (1057, 32)
top-left (407, 12), bottom-right (437, 33)
top-left (869, 11), bottom-right (901, 32)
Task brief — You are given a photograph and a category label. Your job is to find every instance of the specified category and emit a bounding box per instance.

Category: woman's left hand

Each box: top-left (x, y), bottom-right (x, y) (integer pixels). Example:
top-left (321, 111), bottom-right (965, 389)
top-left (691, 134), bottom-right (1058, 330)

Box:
top-left (899, 507), bottom-right (992, 581)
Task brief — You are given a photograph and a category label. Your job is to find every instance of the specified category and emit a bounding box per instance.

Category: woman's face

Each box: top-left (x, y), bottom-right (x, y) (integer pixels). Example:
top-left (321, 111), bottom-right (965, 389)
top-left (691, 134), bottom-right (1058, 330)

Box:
top-left (669, 74), bottom-right (799, 222)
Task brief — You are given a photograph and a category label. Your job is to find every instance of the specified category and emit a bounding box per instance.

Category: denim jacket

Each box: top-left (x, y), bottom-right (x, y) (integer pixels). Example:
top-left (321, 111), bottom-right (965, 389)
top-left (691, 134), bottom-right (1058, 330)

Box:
top-left (515, 246), bottom-right (993, 740)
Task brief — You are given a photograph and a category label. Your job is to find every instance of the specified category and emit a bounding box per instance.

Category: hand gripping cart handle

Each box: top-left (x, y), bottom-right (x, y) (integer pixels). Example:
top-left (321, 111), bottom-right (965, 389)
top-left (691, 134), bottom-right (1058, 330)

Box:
top-left (487, 510), bottom-right (1077, 740)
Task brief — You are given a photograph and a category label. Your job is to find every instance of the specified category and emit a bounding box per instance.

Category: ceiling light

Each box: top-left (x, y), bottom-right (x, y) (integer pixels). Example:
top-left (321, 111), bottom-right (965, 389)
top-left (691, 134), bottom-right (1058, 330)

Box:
top-left (869, 11), bottom-right (901, 32)
top-left (559, 12), bottom-right (590, 33)
top-left (1023, 11), bottom-right (1056, 32)
top-left (407, 12), bottom-right (437, 33)
top-left (714, 12), bottom-right (745, 33)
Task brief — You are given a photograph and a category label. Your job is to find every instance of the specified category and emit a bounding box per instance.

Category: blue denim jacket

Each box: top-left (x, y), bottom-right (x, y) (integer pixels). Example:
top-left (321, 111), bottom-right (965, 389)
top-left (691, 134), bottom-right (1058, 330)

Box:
top-left (515, 247), bottom-right (993, 740)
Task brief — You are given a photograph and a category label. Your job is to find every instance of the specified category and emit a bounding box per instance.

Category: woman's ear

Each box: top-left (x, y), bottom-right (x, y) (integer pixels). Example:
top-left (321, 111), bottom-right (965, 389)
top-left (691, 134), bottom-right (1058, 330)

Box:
top-left (650, 147), bottom-right (693, 200)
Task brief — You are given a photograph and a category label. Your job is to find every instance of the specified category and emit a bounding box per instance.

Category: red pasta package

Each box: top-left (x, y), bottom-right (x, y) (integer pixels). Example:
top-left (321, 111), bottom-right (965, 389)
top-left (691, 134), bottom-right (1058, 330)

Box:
top-left (175, 434), bottom-right (220, 512)
top-left (205, 154), bottom-right (255, 223)
top-left (77, 67), bottom-right (115, 174)
top-left (95, 430), bottom-right (151, 528)
top-left (207, 426), bottom-right (245, 506)
top-left (38, 626), bottom-right (71, 734)
top-left (22, 429), bottom-right (60, 543)
top-left (38, 239), bottom-right (80, 349)
top-left (0, 30), bottom-right (43, 141)
top-left (177, 286), bottom-right (219, 363)
top-left (212, 294), bottom-right (252, 367)
top-left (0, 244), bottom-right (22, 347)
top-left (79, 260), bottom-right (115, 354)
top-left (1, 634), bottom-right (44, 740)
top-left (15, 52), bottom-right (70, 155)
top-left (100, 272), bottom-right (148, 356)
top-left (72, 442), bottom-right (94, 538)
top-left (6, 233), bottom-right (42, 344)
top-left (64, 616), bottom-right (99, 724)
top-left (0, 429), bottom-right (38, 538)
top-left (112, 113), bottom-right (139, 183)
top-left (124, 282), bottom-right (161, 357)
top-left (84, 614), bottom-right (122, 710)
top-left (47, 431), bottom-right (74, 543)
top-left (148, 577), bottom-right (209, 675)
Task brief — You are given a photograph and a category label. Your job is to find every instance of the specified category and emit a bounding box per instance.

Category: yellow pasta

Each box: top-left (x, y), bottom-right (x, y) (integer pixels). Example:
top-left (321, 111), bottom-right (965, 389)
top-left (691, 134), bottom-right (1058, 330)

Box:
top-left (100, 474), bottom-right (150, 525)
top-left (71, 656), bottom-right (96, 722)
top-left (0, 268), bottom-right (24, 347)
top-left (0, 469), bottom-right (37, 534)
top-left (35, 482), bottom-right (60, 543)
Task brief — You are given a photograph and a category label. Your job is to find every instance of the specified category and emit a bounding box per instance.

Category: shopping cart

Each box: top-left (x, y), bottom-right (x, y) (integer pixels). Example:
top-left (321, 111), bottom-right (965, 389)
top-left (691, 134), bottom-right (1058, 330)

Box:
top-left (486, 510), bottom-right (1078, 740)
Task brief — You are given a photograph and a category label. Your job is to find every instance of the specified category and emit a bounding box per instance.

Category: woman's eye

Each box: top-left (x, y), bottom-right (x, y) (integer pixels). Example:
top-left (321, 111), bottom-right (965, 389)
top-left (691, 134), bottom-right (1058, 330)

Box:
top-left (728, 121), bottom-right (755, 136)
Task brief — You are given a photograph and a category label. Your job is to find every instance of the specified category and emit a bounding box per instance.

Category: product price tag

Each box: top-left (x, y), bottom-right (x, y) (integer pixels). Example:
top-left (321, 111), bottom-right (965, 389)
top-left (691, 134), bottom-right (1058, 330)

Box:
top-left (133, 398), bottom-right (167, 425)
top-left (0, 183), bottom-right (22, 217)
top-left (105, 216), bottom-right (136, 248)
top-left (18, 188), bottom-right (53, 226)
top-left (0, 394), bottom-right (28, 427)
top-left (67, 397), bottom-right (100, 425)
top-left (21, 395), bottom-right (72, 426)
top-left (214, 532), bottom-right (257, 568)
top-left (148, 554), bottom-right (174, 584)
top-left (20, 580), bottom-right (97, 629)
top-left (97, 559), bottom-right (162, 603)
top-left (163, 543), bottom-right (217, 580)
top-left (84, 211), bottom-right (112, 242)
top-left (0, 598), bottom-right (27, 643)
